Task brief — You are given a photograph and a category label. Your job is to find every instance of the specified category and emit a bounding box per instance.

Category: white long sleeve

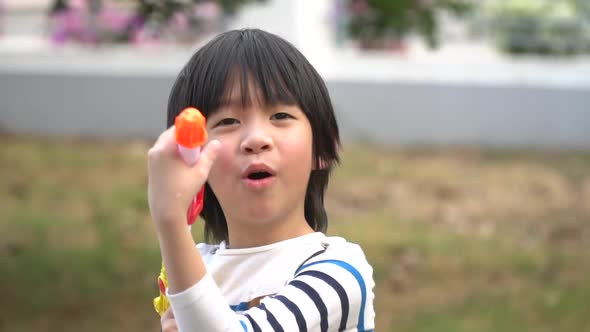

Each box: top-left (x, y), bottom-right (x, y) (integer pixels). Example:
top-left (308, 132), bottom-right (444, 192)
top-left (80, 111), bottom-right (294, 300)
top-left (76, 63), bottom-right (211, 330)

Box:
top-left (169, 274), bottom-right (246, 332)
top-left (167, 233), bottom-right (375, 332)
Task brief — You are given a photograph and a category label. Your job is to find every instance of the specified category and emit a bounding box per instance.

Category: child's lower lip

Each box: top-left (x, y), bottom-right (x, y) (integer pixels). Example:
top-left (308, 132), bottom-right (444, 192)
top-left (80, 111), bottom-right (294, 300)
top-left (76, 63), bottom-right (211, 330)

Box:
top-left (242, 176), bottom-right (275, 189)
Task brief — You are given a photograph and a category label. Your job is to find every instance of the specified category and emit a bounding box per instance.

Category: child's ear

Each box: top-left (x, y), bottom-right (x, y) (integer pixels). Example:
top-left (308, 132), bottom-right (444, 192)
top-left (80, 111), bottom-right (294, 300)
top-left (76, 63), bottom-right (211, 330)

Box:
top-left (313, 140), bottom-right (339, 170)
top-left (313, 157), bottom-right (330, 170)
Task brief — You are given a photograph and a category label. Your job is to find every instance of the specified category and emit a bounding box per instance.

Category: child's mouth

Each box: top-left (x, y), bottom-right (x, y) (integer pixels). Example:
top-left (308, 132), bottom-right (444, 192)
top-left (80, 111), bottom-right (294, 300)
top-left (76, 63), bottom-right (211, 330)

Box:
top-left (242, 163), bottom-right (277, 189)
top-left (243, 170), bottom-right (276, 189)
top-left (247, 171), bottom-right (273, 180)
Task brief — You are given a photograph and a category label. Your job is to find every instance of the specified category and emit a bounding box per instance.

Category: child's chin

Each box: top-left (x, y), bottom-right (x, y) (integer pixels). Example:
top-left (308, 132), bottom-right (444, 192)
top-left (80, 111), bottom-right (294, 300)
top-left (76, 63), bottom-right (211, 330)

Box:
top-left (242, 206), bottom-right (282, 224)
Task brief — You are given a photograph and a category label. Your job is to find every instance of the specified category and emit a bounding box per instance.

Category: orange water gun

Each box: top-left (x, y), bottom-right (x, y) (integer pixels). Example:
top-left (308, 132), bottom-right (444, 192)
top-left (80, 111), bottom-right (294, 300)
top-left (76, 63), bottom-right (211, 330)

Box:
top-left (153, 107), bottom-right (208, 316)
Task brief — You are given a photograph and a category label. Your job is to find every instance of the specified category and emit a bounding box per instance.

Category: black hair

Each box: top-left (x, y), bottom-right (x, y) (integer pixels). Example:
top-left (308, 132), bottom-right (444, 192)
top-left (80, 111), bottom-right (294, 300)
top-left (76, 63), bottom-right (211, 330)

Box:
top-left (167, 29), bottom-right (340, 244)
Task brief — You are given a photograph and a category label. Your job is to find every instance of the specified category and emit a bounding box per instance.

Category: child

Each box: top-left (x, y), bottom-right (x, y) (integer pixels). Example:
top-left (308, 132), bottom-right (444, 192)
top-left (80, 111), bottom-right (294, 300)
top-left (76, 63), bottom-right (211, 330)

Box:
top-left (147, 28), bottom-right (375, 332)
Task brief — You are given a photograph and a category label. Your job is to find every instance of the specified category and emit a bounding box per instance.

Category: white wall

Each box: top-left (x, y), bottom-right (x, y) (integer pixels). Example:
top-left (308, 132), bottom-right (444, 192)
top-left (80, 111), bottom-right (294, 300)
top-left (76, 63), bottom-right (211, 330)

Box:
top-left (228, 0), bottom-right (299, 44)
top-left (228, 0), bottom-right (336, 70)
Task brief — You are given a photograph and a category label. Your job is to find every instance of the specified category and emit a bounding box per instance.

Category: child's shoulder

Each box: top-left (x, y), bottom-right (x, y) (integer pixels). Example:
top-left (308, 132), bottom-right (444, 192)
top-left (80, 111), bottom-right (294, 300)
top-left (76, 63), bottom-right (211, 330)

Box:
top-left (301, 234), bottom-right (373, 276)
top-left (194, 234), bottom-right (372, 273)
top-left (296, 234), bottom-right (376, 330)
top-left (321, 235), bottom-right (369, 260)
top-left (195, 242), bottom-right (220, 261)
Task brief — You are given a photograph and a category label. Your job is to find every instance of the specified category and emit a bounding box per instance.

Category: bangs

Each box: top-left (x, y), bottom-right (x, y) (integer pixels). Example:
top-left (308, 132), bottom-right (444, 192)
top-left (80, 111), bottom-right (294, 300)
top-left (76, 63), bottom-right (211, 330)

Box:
top-left (167, 29), bottom-right (301, 126)
top-left (217, 65), bottom-right (298, 112)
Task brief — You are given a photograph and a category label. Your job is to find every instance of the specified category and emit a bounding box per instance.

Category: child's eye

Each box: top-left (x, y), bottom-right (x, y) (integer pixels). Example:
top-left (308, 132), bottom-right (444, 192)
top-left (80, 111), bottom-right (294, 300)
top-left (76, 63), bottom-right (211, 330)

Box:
top-left (215, 118), bottom-right (240, 127)
top-left (270, 112), bottom-right (294, 120)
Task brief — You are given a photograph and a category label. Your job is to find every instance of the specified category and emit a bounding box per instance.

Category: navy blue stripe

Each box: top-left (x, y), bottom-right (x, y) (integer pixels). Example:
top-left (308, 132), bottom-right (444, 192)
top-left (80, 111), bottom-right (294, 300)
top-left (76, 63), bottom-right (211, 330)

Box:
top-left (259, 303), bottom-right (284, 332)
top-left (297, 260), bottom-right (367, 331)
top-left (297, 270), bottom-right (349, 331)
top-left (294, 248), bottom-right (327, 274)
top-left (275, 295), bottom-right (307, 332)
top-left (230, 301), bottom-right (250, 312)
top-left (290, 280), bottom-right (328, 332)
top-left (244, 313), bottom-right (261, 332)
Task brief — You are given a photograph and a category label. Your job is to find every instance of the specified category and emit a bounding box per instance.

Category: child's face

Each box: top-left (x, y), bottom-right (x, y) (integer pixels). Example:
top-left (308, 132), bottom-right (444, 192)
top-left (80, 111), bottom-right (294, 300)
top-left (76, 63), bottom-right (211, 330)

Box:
top-left (205, 83), bottom-right (314, 232)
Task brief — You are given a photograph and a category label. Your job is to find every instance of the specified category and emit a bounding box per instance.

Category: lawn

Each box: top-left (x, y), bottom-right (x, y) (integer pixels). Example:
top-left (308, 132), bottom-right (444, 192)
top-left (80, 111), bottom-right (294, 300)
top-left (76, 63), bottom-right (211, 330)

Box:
top-left (1, 136), bottom-right (589, 331)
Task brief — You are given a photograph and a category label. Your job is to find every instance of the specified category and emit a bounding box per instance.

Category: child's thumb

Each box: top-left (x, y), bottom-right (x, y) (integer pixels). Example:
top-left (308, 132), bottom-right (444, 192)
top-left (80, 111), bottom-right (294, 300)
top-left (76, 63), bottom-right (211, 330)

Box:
top-left (194, 140), bottom-right (221, 181)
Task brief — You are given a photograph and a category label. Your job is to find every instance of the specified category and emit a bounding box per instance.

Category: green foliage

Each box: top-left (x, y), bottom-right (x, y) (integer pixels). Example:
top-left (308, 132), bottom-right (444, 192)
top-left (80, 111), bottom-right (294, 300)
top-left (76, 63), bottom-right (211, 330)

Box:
top-left (217, 0), bottom-right (266, 15)
top-left (136, 0), bottom-right (266, 23)
top-left (347, 0), bottom-right (473, 48)
top-left (485, 0), bottom-right (590, 55)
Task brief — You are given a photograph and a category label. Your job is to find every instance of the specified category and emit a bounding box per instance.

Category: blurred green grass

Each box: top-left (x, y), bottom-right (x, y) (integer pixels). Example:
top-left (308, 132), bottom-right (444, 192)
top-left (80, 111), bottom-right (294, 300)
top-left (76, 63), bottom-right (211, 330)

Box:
top-left (1, 137), bottom-right (589, 331)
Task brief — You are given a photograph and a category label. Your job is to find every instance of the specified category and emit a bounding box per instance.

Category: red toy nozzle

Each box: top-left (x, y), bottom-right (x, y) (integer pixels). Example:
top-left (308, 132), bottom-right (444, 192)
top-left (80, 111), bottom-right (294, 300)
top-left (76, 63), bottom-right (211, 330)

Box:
top-left (175, 107), bottom-right (207, 148)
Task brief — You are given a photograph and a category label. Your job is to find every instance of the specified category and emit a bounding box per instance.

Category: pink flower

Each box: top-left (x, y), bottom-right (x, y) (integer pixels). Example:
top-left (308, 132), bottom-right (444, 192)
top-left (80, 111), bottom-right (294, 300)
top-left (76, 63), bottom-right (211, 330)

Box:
top-left (350, 0), bottom-right (369, 16)
top-left (98, 8), bottom-right (130, 33)
top-left (171, 11), bottom-right (189, 31)
top-left (194, 2), bottom-right (221, 19)
top-left (70, 0), bottom-right (88, 11)
top-left (132, 26), bottom-right (160, 47)
top-left (50, 9), bottom-right (85, 44)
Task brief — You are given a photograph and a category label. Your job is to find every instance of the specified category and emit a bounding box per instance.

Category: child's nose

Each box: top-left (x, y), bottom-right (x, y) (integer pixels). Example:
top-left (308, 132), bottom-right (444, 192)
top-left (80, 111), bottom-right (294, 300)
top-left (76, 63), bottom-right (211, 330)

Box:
top-left (240, 129), bottom-right (273, 154)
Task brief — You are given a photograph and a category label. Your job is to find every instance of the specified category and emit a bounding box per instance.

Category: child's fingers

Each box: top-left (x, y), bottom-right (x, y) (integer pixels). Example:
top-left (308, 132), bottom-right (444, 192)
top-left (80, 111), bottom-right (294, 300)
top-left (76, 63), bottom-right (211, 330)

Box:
top-left (148, 126), bottom-right (178, 162)
top-left (161, 308), bottom-right (178, 331)
top-left (161, 306), bottom-right (175, 320)
top-left (192, 140), bottom-right (221, 181)
top-left (155, 126), bottom-right (178, 154)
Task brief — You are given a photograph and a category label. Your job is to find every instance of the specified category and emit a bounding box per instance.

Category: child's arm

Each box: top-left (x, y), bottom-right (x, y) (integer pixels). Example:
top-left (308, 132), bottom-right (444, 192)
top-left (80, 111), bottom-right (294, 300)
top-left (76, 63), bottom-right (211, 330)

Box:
top-left (147, 126), bottom-right (220, 293)
top-left (167, 249), bottom-right (375, 332)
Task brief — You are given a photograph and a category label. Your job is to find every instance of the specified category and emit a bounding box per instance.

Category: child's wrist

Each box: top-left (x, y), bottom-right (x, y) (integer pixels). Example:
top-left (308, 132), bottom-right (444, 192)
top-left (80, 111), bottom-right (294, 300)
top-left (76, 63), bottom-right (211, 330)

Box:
top-left (154, 213), bottom-right (188, 235)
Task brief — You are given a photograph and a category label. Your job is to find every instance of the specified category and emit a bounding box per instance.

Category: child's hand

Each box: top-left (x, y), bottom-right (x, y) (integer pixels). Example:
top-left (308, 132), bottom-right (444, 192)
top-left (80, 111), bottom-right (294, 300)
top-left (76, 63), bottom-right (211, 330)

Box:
top-left (147, 126), bottom-right (220, 231)
top-left (161, 307), bottom-right (178, 332)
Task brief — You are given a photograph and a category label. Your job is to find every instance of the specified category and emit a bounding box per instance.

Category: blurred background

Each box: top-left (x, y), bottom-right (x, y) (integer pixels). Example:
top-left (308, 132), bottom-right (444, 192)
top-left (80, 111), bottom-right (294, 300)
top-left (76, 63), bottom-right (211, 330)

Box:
top-left (1, 0), bottom-right (589, 331)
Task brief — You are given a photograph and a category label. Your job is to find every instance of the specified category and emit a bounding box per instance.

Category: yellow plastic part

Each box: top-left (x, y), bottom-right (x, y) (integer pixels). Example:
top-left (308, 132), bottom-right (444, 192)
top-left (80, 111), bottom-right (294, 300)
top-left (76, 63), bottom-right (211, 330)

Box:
top-left (153, 263), bottom-right (170, 316)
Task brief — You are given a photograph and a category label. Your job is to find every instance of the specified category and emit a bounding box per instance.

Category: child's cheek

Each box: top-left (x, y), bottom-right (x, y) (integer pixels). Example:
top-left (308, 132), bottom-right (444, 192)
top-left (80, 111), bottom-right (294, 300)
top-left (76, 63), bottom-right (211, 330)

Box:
top-left (281, 133), bottom-right (313, 170)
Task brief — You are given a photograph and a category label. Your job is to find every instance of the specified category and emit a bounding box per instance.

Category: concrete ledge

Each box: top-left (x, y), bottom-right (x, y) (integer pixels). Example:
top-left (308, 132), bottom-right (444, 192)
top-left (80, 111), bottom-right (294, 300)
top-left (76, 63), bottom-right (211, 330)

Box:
top-left (1, 69), bottom-right (589, 149)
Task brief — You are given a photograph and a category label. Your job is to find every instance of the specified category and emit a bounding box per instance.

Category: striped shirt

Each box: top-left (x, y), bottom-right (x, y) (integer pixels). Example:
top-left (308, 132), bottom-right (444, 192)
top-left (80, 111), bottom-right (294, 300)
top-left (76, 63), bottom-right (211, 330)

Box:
top-left (168, 232), bottom-right (375, 331)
